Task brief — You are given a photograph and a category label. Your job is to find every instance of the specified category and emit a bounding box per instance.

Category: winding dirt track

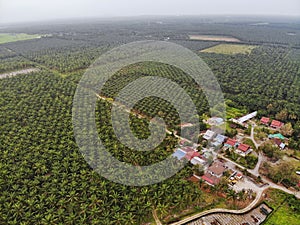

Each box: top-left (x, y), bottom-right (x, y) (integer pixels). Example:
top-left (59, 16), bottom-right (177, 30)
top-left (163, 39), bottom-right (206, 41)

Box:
top-left (0, 68), bottom-right (39, 79)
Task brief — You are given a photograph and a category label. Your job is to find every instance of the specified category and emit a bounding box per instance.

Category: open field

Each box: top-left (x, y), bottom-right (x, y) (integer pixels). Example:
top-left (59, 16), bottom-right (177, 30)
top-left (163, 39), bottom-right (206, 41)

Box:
top-left (226, 105), bottom-right (247, 119)
top-left (0, 33), bottom-right (41, 44)
top-left (264, 189), bottom-right (300, 225)
top-left (188, 34), bottom-right (241, 42)
top-left (201, 44), bottom-right (257, 55)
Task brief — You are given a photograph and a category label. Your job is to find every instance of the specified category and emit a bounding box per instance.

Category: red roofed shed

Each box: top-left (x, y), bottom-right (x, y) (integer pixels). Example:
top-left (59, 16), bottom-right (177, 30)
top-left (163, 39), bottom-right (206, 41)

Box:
top-left (185, 151), bottom-right (201, 160)
top-left (201, 173), bottom-right (220, 186)
top-left (260, 117), bottom-right (270, 125)
top-left (238, 143), bottom-right (250, 152)
top-left (271, 120), bottom-right (283, 129)
top-left (224, 138), bottom-right (237, 147)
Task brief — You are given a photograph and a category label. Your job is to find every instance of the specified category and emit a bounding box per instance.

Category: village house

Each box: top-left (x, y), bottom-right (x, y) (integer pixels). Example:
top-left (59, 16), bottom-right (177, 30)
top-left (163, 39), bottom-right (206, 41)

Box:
top-left (203, 130), bottom-right (216, 141)
top-left (273, 138), bottom-right (286, 150)
top-left (185, 151), bottom-right (201, 160)
top-left (211, 134), bottom-right (227, 147)
top-left (172, 149), bottom-right (187, 160)
top-left (224, 138), bottom-right (238, 148)
top-left (231, 111), bottom-right (257, 127)
top-left (191, 156), bottom-right (207, 166)
top-left (207, 117), bottom-right (224, 126)
top-left (235, 143), bottom-right (252, 156)
top-left (270, 120), bottom-right (283, 129)
top-left (260, 117), bottom-right (270, 125)
top-left (268, 133), bottom-right (285, 140)
top-left (201, 161), bottom-right (226, 186)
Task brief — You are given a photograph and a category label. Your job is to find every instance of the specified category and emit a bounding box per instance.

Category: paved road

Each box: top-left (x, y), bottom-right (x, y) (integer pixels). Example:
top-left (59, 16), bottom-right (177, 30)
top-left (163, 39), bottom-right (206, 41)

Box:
top-left (248, 124), bottom-right (263, 176)
top-left (249, 152), bottom-right (264, 177)
top-left (250, 124), bottom-right (260, 149)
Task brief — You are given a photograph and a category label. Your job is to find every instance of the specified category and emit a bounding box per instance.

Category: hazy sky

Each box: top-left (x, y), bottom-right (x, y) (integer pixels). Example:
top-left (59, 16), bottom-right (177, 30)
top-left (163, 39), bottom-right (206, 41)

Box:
top-left (0, 0), bottom-right (299, 24)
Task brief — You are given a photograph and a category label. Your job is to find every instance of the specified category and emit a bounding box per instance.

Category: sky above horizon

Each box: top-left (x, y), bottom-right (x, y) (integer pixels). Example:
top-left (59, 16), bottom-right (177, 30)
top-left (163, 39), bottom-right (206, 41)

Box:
top-left (0, 0), bottom-right (299, 24)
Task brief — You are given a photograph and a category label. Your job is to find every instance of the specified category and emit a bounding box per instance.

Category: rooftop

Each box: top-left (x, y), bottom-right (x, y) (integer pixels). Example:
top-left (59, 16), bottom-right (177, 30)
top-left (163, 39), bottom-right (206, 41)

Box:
top-left (260, 117), bottom-right (270, 124)
top-left (185, 151), bottom-right (200, 160)
top-left (237, 111), bottom-right (257, 124)
top-left (225, 138), bottom-right (237, 147)
top-left (172, 149), bottom-right (186, 160)
top-left (203, 130), bottom-right (215, 140)
top-left (238, 143), bottom-right (251, 152)
top-left (208, 161), bottom-right (226, 176)
top-left (202, 173), bottom-right (220, 185)
top-left (271, 120), bottom-right (283, 128)
top-left (191, 156), bottom-right (206, 165)
top-left (268, 133), bottom-right (285, 140)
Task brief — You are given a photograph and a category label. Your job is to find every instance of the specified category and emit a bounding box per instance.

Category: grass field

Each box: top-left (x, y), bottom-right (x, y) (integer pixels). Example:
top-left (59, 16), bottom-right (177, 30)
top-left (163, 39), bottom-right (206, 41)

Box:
top-left (226, 105), bottom-right (247, 119)
top-left (201, 44), bottom-right (257, 55)
top-left (0, 33), bottom-right (41, 44)
top-left (264, 189), bottom-right (300, 225)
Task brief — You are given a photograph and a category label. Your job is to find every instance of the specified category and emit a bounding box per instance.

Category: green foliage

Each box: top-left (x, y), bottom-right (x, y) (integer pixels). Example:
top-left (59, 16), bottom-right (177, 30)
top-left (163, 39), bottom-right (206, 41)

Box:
top-left (243, 138), bottom-right (256, 150)
top-left (259, 142), bottom-right (282, 162)
top-left (264, 189), bottom-right (300, 225)
top-left (0, 71), bottom-right (206, 224)
top-left (0, 18), bottom-right (300, 223)
top-left (261, 161), bottom-right (299, 188)
top-left (225, 150), bottom-right (258, 169)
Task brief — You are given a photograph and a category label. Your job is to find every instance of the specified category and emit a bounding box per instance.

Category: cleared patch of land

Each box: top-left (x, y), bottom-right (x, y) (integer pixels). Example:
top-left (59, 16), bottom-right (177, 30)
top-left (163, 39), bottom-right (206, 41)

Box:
top-left (201, 44), bottom-right (257, 55)
top-left (0, 33), bottom-right (41, 44)
top-left (0, 68), bottom-right (39, 79)
top-left (188, 34), bottom-right (241, 42)
top-left (226, 105), bottom-right (247, 119)
top-left (264, 189), bottom-right (300, 225)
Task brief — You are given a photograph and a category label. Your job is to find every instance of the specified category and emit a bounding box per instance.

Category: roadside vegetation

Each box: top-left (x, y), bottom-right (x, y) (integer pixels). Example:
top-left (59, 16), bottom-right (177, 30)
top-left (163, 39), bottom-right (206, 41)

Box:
top-left (224, 149), bottom-right (258, 169)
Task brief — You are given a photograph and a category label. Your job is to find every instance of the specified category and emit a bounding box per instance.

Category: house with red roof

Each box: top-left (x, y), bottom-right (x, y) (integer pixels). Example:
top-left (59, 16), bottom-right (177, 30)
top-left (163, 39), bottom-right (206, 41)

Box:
top-left (235, 143), bottom-right (252, 156)
top-left (270, 120), bottom-right (283, 129)
top-left (224, 138), bottom-right (238, 148)
top-left (201, 161), bottom-right (226, 186)
top-left (201, 173), bottom-right (220, 186)
top-left (207, 161), bottom-right (226, 178)
top-left (185, 151), bottom-right (201, 160)
top-left (260, 117), bottom-right (270, 125)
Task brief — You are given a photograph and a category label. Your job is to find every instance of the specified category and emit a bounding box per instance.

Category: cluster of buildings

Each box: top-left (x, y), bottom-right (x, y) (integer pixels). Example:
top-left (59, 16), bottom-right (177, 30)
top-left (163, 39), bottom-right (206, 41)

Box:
top-left (172, 145), bottom-right (207, 166)
top-left (172, 112), bottom-right (291, 188)
top-left (202, 128), bottom-right (253, 157)
top-left (224, 138), bottom-right (252, 157)
top-left (230, 111), bottom-right (257, 127)
top-left (260, 117), bottom-right (284, 129)
top-left (260, 117), bottom-right (287, 149)
top-left (203, 130), bottom-right (227, 148)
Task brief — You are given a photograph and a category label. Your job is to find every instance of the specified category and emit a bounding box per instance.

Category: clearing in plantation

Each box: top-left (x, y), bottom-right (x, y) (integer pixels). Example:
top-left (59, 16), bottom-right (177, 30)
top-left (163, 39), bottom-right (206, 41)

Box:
top-left (188, 34), bottom-right (241, 42)
top-left (0, 33), bottom-right (41, 44)
top-left (201, 44), bottom-right (257, 55)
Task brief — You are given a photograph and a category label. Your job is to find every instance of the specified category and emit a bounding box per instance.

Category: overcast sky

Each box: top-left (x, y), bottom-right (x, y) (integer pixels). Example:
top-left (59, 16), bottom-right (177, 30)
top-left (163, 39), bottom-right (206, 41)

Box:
top-left (0, 0), bottom-right (299, 24)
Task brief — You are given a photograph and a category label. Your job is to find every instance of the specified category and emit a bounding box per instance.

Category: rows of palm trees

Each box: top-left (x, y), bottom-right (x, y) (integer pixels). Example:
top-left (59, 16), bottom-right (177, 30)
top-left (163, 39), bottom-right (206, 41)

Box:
top-left (0, 71), bottom-right (209, 224)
